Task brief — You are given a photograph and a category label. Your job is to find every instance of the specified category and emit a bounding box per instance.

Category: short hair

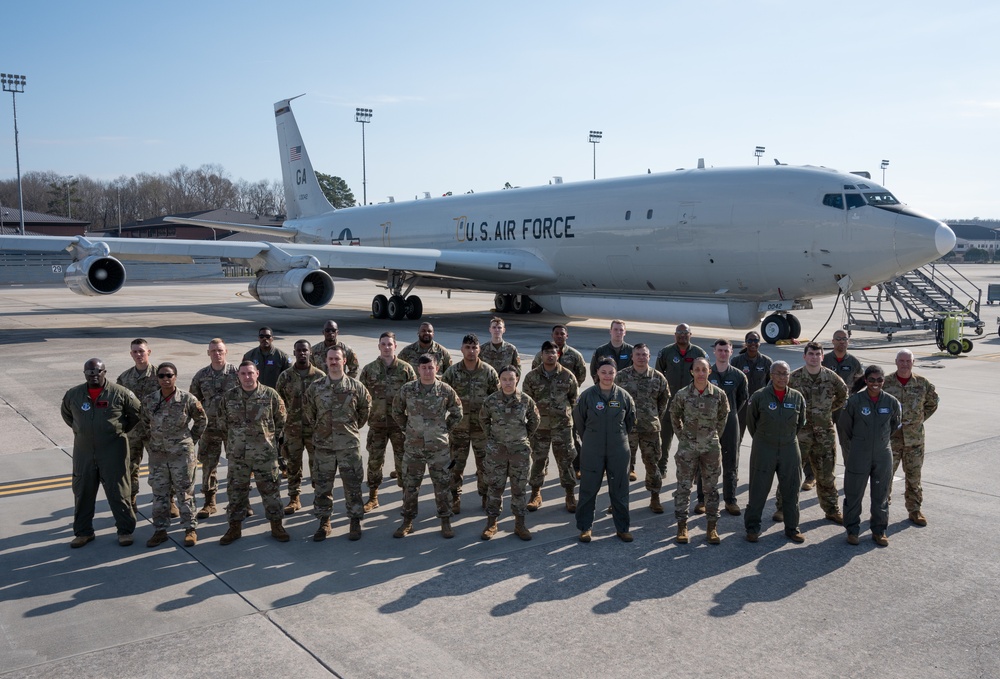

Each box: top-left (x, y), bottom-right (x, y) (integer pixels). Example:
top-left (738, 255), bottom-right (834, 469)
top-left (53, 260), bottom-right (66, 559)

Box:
top-left (595, 356), bottom-right (617, 371)
top-left (804, 341), bottom-right (824, 354)
top-left (540, 340), bottom-right (558, 353)
top-left (498, 365), bottom-right (519, 378)
top-left (713, 339), bottom-right (731, 348)
top-left (157, 361), bottom-right (178, 376)
top-left (744, 331), bottom-right (761, 341)
top-left (462, 333), bottom-right (480, 346)
top-left (896, 348), bottom-right (914, 360)
top-left (294, 339), bottom-right (311, 350)
top-left (490, 317), bottom-right (505, 326)
top-left (771, 360), bottom-right (791, 374)
top-left (238, 360), bottom-right (257, 370)
top-left (326, 346), bottom-right (345, 359)
top-left (853, 364), bottom-right (885, 393)
top-left (691, 357), bottom-right (711, 370)
top-left (417, 353), bottom-right (437, 365)
top-left (632, 342), bottom-right (648, 352)
top-left (610, 319), bottom-right (626, 329)
top-left (208, 338), bottom-right (225, 347)
top-left (551, 324), bottom-right (568, 333)
top-left (130, 338), bottom-right (148, 348)
top-left (379, 331), bottom-right (396, 341)
top-left (258, 326), bottom-right (272, 334)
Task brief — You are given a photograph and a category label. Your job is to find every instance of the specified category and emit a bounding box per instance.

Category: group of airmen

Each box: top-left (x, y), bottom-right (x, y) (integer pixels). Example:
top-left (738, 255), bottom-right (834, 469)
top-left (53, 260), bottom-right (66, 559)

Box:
top-left (61, 316), bottom-right (938, 550)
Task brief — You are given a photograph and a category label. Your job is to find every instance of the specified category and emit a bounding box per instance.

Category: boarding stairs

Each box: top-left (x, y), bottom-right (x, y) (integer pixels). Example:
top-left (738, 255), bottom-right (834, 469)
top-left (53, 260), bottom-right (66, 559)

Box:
top-left (843, 263), bottom-right (985, 340)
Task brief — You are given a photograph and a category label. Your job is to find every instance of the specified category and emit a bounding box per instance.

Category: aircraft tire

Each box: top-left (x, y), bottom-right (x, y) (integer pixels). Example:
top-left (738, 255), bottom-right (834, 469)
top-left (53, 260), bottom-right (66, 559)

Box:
top-left (786, 314), bottom-right (802, 339)
top-left (512, 295), bottom-right (530, 314)
top-left (404, 295), bottom-right (423, 320)
top-left (761, 314), bottom-right (789, 344)
top-left (528, 299), bottom-right (543, 313)
top-left (495, 294), bottom-right (513, 313)
top-left (372, 294), bottom-right (389, 319)
top-left (946, 339), bottom-right (962, 356)
top-left (387, 295), bottom-right (407, 321)
top-left (961, 338), bottom-right (973, 353)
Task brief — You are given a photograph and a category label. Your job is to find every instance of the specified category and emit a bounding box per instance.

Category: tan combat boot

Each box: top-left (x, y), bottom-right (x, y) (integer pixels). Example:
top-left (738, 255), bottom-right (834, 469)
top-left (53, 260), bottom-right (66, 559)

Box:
top-left (565, 488), bottom-right (577, 513)
top-left (363, 488), bottom-right (379, 513)
top-left (313, 516), bottom-right (332, 542)
top-left (676, 520), bottom-right (689, 544)
top-left (348, 518), bottom-right (362, 541)
top-left (514, 515), bottom-right (532, 541)
top-left (393, 518), bottom-right (414, 538)
top-left (219, 521), bottom-right (242, 545)
top-left (184, 529), bottom-right (197, 547)
top-left (526, 486), bottom-right (543, 512)
top-left (481, 516), bottom-right (498, 540)
top-left (706, 520), bottom-right (721, 545)
top-left (650, 492), bottom-right (663, 514)
top-left (284, 494), bottom-right (301, 515)
top-left (440, 517), bottom-right (455, 539)
top-left (452, 495), bottom-right (461, 515)
top-left (270, 519), bottom-right (290, 543)
top-left (169, 498), bottom-right (180, 518)
top-left (146, 529), bottom-right (168, 548)
top-left (197, 492), bottom-right (216, 519)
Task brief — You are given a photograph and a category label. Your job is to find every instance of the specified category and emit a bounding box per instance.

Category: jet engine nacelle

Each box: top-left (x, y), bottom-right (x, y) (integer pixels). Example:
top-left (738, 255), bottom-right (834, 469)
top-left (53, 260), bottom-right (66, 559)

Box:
top-left (248, 268), bottom-right (335, 309)
top-left (64, 255), bottom-right (127, 296)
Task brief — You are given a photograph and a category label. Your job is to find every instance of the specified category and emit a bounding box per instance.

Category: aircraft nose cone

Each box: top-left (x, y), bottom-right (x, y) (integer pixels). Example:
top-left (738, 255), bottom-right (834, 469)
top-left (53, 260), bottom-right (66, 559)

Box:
top-left (935, 222), bottom-right (957, 256)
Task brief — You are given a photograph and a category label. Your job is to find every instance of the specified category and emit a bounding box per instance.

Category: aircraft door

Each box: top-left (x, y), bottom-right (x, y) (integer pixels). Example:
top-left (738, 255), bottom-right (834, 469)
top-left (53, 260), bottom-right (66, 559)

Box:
top-left (381, 221), bottom-right (392, 246)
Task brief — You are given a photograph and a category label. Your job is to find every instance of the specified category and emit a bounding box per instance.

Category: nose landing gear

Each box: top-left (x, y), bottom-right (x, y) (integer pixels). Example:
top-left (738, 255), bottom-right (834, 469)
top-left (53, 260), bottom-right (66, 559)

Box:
top-left (761, 313), bottom-right (802, 344)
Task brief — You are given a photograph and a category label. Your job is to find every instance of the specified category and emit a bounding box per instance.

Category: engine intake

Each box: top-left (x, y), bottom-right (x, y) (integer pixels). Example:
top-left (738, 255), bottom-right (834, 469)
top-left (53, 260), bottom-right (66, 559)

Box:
top-left (248, 269), bottom-right (335, 309)
top-left (64, 256), bottom-right (127, 296)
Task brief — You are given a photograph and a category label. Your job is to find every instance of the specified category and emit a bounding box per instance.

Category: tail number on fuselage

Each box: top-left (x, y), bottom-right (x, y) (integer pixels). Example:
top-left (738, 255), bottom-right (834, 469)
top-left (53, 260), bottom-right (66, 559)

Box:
top-left (454, 216), bottom-right (575, 243)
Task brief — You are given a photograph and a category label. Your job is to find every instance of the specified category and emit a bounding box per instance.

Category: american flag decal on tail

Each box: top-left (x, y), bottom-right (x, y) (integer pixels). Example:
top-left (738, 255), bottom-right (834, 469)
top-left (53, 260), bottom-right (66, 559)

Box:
top-left (289, 146), bottom-right (302, 162)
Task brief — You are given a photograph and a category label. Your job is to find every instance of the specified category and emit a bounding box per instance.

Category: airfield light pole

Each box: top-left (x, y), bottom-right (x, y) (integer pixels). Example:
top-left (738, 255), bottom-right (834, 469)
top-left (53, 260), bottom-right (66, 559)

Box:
top-left (355, 107), bottom-right (373, 205)
top-left (754, 145), bottom-right (765, 166)
top-left (881, 159), bottom-right (889, 185)
top-left (1, 73), bottom-right (27, 235)
top-left (589, 130), bottom-right (602, 180)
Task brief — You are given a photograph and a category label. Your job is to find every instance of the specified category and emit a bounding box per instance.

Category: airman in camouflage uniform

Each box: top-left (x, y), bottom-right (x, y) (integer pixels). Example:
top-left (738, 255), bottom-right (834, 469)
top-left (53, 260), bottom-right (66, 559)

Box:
top-left (823, 330), bottom-right (864, 469)
top-left (275, 339), bottom-right (327, 515)
top-left (531, 325), bottom-right (588, 385)
top-left (522, 341), bottom-right (579, 512)
top-left (303, 347), bottom-right (372, 541)
top-left (615, 343), bottom-right (670, 512)
top-left (442, 334), bottom-right (500, 513)
top-left (117, 338), bottom-right (159, 511)
top-left (309, 319), bottom-right (359, 377)
top-left (479, 366), bottom-right (540, 540)
top-left (398, 322), bottom-right (453, 374)
top-left (882, 349), bottom-right (939, 526)
top-left (217, 361), bottom-right (289, 545)
top-left (670, 357), bottom-right (729, 544)
top-left (701, 339), bottom-right (750, 516)
top-left (776, 342), bottom-right (848, 524)
top-left (358, 331), bottom-right (417, 511)
top-left (141, 362), bottom-right (208, 548)
top-left (479, 317), bottom-right (522, 378)
top-left (391, 354), bottom-right (464, 538)
top-left (656, 324), bottom-right (709, 478)
top-left (189, 339), bottom-right (240, 518)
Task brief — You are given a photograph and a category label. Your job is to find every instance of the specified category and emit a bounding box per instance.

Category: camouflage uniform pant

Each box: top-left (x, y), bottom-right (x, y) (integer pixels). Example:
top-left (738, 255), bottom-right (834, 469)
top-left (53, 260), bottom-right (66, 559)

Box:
top-left (281, 436), bottom-right (314, 498)
top-left (366, 423), bottom-right (406, 489)
top-left (148, 454), bottom-right (197, 530)
top-left (777, 426), bottom-right (838, 515)
top-left (197, 431), bottom-right (225, 496)
top-left (312, 446), bottom-right (364, 520)
top-left (400, 443), bottom-right (453, 520)
top-left (527, 427), bottom-right (576, 490)
top-left (673, 439), bottom-right (722, 520)
top-left (483, 441), bottom-right (531, 518)
top-left (225, 452), bottom-right (283, 522)
top-left (890, 440), bottom-right (925, 512)
top-left (127, 430), bottom-right (150, 501)
top-left (658, 416), bottom-right (674, 477)
top-left (628, 431), bottom-right (663, 491)
top-left (449, 427), bottom-right (488, 500)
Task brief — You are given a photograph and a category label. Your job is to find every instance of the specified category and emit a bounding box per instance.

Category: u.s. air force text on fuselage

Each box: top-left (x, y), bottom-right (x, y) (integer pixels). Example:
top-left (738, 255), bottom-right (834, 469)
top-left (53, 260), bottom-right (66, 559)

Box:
top-left (455, 216), bottom-right (576, 242)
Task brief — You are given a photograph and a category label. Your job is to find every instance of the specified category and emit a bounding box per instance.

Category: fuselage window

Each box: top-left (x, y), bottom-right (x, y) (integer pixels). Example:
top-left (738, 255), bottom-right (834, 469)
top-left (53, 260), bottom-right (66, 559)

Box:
top-left (625, 210), bottom-right (631, 220)
top-left (823, 193), bottom-right (844, 209)
top-left (646, 209), bottom-right (653, 219)
top-left (846, 193), bottom-right (866, 210)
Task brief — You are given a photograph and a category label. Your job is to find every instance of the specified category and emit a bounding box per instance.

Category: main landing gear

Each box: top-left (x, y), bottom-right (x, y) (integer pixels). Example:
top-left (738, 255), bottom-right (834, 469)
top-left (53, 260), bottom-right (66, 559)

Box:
top-left (372, 271), bottom-right (423, 321)
top-left (494, 294), bottom-right (543, 315)
top-left (761, 313), bottom-right (802, 344)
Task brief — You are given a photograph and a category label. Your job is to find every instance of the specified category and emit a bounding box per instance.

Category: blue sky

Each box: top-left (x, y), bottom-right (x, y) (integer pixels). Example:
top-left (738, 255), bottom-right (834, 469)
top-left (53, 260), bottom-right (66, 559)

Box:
top-left (2, 1), bottom-right (998, 218)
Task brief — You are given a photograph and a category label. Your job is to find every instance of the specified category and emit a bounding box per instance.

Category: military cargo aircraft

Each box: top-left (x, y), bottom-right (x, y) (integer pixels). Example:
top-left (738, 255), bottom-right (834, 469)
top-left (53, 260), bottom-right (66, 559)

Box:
top-left (0, 96), bottom-right (955, 342)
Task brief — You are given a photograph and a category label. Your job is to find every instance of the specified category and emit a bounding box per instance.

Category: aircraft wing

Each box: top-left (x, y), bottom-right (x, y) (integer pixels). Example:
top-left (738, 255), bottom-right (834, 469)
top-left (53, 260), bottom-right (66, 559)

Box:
top-left (164, 216), bottom-right (296, 238)
top-left (0, 235), bottom-right (557, 285)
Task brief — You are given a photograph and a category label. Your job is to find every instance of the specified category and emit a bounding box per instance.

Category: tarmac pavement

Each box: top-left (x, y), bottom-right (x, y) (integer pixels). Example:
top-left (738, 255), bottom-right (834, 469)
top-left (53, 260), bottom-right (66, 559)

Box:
top-left (1, 271), bottom-right (999, 678)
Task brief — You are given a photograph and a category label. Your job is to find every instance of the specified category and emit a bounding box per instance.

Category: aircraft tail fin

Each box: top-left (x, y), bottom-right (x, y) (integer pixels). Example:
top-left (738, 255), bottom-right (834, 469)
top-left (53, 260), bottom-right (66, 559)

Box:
top-left (274, 96), bottom-right (336, 220)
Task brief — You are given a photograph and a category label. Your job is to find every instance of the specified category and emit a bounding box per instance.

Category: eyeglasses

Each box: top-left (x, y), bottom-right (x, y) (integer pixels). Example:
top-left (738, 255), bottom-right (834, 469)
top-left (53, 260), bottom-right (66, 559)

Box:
top-left (745, 339), bottom-right (760, 344)
top-left (866, 377), bottom-right (884, 383)
top-left (258, 334), bottom-right (273, 339)
top-left (83, 369), bottom-right (105, 376)
top-left (157, 373), bottom-right (176, 379)
top-left (833, 337), bottom-right (849, 342)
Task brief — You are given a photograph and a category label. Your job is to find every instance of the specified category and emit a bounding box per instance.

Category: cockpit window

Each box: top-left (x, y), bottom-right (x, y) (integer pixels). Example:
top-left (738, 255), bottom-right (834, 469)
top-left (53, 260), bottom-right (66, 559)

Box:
top-left (843, 185), bottom-right (856, 190)
top-left (823, 193), bottom-right (844, 209)
top-left (864, 192), bottom-right (900, 207)
top-left (846, 193), bottom-right (866, 209)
